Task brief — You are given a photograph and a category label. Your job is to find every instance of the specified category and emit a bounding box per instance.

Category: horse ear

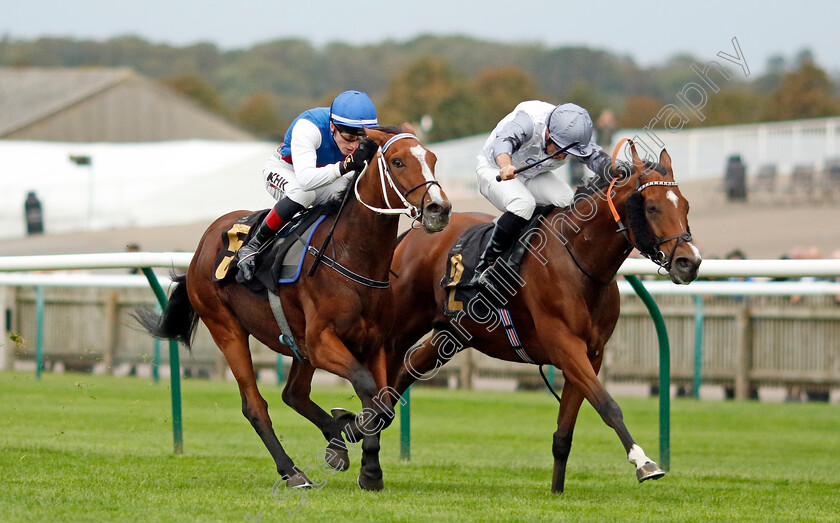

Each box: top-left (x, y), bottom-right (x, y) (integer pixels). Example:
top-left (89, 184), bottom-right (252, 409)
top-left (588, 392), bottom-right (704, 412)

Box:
top-left (400, 120), bottom-right (417, 135)
top-left (659, 148), bottom-right (673, 174)
top-left (365, 128), bottom-right (389, 147)
top-left (629, 140), bottom-right (647, 177)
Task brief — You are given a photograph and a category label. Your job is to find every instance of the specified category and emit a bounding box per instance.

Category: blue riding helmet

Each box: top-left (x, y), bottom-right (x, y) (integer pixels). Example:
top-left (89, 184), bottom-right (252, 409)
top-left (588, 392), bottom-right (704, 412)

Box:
top-left (547, 103), bottom-right (595, 157)
top-left (330, 90), bottom-right (378, 133)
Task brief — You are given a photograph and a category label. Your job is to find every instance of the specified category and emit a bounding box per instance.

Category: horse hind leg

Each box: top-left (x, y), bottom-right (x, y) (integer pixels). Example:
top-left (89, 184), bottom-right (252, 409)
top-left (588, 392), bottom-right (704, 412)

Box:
top-left (281, 359), bottom-right (350, 472)
top-left (202, 316), bottom-right (312, 487)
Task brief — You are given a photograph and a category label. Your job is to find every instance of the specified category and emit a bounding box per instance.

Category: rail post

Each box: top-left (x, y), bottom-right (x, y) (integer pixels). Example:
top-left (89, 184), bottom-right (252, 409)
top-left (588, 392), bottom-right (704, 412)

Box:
top-left (625, 275), bottom-right (670, 471)
top-left (400, 386), bottom-right (411, 461)
top-left (276, 354), bottom-right (285, 385)
top-left (141, 268), bottom-right (184, 455)
top-left (35, 286), bottom-right (45, 379)
top-left (693, 295), bottom-right (704, 398)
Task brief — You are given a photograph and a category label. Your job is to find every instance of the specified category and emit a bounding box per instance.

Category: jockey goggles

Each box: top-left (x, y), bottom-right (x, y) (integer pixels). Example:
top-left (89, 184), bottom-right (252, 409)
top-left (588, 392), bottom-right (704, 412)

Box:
top-left (334, 123), bottom-right (366, 142)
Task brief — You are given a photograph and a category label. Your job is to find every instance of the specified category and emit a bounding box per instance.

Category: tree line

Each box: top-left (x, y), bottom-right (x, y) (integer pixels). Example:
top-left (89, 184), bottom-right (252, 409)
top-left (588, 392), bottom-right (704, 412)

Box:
top-left (2, 35), bottom-right (838, 142)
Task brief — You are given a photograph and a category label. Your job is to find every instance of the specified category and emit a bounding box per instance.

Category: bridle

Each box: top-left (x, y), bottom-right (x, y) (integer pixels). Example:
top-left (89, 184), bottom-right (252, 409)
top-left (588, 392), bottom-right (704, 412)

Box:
top-left (353, 132), bottom-right (441, 224)
top-left (308, 132), bottom-right (441, 288)
top-left (605, 142), bottom-right (693, 273)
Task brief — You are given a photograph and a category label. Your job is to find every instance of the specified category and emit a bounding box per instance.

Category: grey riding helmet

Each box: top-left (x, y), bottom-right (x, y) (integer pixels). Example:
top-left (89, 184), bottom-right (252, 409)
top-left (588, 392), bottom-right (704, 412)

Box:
top-left (547, 103), bottom-right (595, 157)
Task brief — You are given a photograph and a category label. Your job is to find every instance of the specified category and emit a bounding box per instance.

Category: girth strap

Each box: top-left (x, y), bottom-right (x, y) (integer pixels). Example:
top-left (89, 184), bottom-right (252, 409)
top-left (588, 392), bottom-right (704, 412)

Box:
top-left (306, 246), bottom-right (391, 289)
top-left (498, 308), bottom-right (534, 364)
top-left (267, 291), bottom-right (305, 362)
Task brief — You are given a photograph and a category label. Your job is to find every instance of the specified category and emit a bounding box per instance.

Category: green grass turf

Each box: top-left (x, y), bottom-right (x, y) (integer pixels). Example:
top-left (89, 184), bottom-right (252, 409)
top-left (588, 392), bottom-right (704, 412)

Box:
top-left (1, 370), bottom-right (839, 522)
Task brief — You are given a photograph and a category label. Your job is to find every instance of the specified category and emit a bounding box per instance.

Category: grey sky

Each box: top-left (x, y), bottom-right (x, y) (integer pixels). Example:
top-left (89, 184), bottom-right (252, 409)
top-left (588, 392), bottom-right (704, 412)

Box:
top-left (2, 0), bottom-right (838, 74)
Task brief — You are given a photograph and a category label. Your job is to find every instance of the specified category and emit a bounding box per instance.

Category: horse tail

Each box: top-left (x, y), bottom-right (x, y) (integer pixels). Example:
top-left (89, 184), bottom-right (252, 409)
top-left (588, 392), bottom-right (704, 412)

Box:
top-left (134, 273), bottom-right (199, 350)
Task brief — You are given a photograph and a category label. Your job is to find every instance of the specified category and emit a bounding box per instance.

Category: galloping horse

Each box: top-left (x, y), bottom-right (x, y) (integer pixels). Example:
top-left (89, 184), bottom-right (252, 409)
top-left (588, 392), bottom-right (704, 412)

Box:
top-left (383, 142), bottom-right (701, 493)
top-left (137, 124), bottom-right (451, 490)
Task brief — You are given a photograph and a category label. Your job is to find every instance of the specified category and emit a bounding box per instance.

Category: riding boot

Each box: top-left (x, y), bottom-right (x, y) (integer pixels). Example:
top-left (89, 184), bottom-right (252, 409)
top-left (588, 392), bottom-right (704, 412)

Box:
top-left (236, 198), bottom-right (305, 281)
top-left (470, 211), bottom-right (529, 287)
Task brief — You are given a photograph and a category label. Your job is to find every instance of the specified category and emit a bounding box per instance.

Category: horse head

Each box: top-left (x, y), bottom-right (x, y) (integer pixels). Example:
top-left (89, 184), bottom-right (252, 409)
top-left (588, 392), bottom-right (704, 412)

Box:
top-left (359, 123), bottom-right (451, 233)
top-left (618, 141), bottom-right (702, 284)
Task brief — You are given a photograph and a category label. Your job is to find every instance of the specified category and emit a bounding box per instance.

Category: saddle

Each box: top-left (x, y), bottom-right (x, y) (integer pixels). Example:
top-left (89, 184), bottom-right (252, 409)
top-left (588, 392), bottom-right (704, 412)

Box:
top-left (440, 206), bottom-right (554, 316)
top-left (213, 207), bottom-right (327, 294)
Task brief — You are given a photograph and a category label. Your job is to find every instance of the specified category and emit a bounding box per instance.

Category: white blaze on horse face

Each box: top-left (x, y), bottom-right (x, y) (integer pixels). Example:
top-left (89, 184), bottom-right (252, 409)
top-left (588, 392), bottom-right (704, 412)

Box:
top-left (664, 188), bottom-right (702, 261)
top-left (410, 144), bottom-right (445, 204)
top-left (689, 242), bottom-right (703, 260)
top-left (666, 190), bottom-right (679, 208)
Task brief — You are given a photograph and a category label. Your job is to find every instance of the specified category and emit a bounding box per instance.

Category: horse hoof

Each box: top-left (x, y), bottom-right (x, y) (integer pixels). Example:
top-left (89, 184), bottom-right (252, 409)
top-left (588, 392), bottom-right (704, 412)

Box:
top-left (331, 407), bottom-right (352, 419)
top-left (636, 461), bottom-right (666, 482)
top-left (357, 475), bottom-right (384, 491)
top-left (286, 471), bottom-right (314, 489)
top-left (330, 407), bottom-right (356, 425)
top-left (324, 445), bottom-right (350, 471)
top-left (331, 407), bottom-right (364, 441)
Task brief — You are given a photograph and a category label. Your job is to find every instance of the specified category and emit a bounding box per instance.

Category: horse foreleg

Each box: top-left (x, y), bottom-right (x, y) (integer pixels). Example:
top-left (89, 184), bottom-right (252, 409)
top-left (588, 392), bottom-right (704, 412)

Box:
top-left (546, 328), bottom-right (664, 484)
top-left (389, 330), bottom-right (449, 395)
top-left (588, 345), bottom-right (664, 482)
top-left (356, 346), bottom-right (394, 491)
top-left (281, 359), bottom-right (350, 472)
top-left (551, 380), bottom-right (585, 494)
top-left (307, 330), bottom-right (394, 491)
top-left (203, 317), bottom-right (311, 487)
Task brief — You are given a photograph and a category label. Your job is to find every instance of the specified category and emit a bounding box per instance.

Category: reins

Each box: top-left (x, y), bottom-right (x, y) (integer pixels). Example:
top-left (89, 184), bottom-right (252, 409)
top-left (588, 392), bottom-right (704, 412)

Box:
top-left (307, 171), bottom-right (355, 277)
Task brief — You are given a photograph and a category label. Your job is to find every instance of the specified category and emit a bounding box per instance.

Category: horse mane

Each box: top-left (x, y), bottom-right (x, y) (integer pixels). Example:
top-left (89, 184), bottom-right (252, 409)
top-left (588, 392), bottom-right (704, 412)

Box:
top-left (567, 159), bottom-right (664, 256)
top-left (574, 160), bottom-right (666, 198)
top-left (375, 125), bottom-right (409, 135)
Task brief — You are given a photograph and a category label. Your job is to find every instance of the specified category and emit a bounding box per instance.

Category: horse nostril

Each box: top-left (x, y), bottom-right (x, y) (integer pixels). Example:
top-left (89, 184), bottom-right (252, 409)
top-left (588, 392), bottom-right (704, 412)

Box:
top-left (675, 257), bottom-right (696, 273)
top-left (425, 203), bottom-right (443, 216)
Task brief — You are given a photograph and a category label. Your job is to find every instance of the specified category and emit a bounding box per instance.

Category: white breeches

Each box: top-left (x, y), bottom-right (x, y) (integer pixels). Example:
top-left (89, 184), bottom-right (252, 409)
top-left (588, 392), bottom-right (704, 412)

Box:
top-left (476, 157), bottom-right (574, 220)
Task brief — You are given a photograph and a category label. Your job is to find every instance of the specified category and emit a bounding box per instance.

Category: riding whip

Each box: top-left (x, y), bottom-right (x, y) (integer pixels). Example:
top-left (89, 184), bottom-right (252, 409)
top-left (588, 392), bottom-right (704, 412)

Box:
top-left (495, 141), bottom-right (581, 181)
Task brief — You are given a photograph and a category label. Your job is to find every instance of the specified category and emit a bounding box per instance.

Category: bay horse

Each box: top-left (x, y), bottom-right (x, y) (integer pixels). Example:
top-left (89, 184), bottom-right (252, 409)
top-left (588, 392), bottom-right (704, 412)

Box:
top-left (137, 124), bottom-right (451, 491)
top-left (382, 142), bottom-right (702, 493)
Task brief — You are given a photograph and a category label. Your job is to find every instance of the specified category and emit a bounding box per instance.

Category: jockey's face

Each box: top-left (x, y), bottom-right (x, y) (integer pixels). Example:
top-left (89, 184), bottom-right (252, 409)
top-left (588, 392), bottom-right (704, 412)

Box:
top-left (331, 123), bottom-right (361, 155)
top-left (545, 136), bottom-right (568, 160)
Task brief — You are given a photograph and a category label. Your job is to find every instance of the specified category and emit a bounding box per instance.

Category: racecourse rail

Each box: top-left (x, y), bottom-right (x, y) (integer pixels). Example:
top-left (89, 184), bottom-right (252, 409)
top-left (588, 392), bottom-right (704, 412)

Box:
top-left (2, 253), bottom-right (840, 469)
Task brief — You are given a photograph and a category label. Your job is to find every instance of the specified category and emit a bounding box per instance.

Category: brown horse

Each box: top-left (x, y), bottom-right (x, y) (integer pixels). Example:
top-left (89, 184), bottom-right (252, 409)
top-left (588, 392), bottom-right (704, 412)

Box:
top-left (383, 143), bottom-right (701, 493)
top-left (137, 124), bottom-right (451, 491)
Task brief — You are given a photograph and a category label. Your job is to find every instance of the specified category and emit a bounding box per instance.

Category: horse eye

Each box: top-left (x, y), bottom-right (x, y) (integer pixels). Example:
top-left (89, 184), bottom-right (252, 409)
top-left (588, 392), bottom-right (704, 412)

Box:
top-left (392, 158), bottom-right (404, 168)
top-left (646, 204), bottom-right (660, 214)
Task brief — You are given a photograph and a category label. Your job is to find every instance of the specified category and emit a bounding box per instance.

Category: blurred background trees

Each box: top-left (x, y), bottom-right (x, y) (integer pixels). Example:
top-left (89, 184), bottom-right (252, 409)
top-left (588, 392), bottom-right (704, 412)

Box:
top-left (2, 35), bottom-right (838, 141)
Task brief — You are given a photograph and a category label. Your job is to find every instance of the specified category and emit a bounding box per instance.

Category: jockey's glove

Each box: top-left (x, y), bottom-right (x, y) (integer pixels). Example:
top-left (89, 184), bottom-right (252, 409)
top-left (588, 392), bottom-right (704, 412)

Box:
top-left (339, 141), bottom-right (378, 176)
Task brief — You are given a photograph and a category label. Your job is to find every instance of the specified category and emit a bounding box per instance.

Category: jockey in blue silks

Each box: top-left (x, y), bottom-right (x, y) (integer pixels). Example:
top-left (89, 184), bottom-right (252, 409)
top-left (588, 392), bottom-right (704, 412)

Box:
top-left (237, 90), bottom-right (379, 281)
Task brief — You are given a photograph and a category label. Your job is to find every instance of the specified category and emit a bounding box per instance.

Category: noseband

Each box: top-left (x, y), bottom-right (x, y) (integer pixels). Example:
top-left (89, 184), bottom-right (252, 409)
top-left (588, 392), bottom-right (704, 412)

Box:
top-left (353, 133), bottom-right (442, 223)
top-left (607, 175), bottom-right (693, 272)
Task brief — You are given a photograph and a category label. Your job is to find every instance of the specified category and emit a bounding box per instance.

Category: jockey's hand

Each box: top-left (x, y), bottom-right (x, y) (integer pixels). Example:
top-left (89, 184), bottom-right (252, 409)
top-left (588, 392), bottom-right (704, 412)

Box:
top-left (498, 164), bottom-right (517, 181)
top-left (356, 139), bottom-right (378, 163)
top-left (339, 141), bottom-right (377, 176)
top-left (609, 159), bottom-right (632, 178)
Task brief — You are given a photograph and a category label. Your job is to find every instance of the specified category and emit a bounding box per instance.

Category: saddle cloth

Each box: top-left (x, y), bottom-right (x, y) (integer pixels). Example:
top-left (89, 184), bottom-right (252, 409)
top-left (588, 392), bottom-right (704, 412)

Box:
top-left (213, 208), bottom-right (327, 293)
top-left (439, 206), bottom-right (554, 316)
